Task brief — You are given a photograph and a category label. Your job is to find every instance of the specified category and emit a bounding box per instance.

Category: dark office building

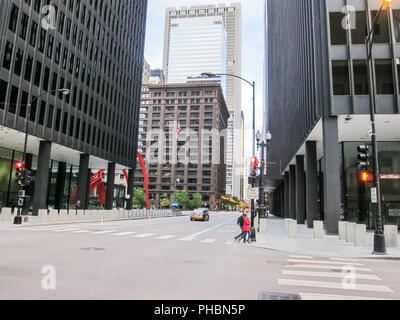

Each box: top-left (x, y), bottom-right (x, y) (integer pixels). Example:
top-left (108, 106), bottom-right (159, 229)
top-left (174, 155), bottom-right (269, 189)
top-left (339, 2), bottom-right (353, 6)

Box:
top-left (265, 0), bottom-right (400, 233)
top-left (0, 0), bottom-right (147, 213)
top-left (135, 82), bottom-right (229, 209)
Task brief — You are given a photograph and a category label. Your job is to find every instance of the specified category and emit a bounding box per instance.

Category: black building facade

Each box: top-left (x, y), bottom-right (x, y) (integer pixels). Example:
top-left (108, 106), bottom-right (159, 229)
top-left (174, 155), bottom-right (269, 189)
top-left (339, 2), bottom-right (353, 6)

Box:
top-left (265, 0), bottom-right (400, 233)
top-left (0, 0), bottom-right (147, 213)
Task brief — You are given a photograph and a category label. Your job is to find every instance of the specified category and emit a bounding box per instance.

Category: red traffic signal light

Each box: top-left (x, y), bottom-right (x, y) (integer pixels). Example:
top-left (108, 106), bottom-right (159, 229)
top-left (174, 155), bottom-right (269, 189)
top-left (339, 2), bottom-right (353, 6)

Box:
top-left (15, 161), bottom-right (24, 169)
top-left (250, 156), bottom-right (258, 167)
top-left (361, 171), bottom-right (373, 183)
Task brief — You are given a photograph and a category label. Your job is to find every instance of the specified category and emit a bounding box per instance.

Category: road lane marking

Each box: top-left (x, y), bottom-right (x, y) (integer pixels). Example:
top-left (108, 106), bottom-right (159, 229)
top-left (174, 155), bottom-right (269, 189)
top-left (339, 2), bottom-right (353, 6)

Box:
top-left (288, 259), bottom-right (363, 266)
top-left (225, 241), bottom-right (233, 245)
top-left (299, 292), bottom-right (390, 300)
top-left (112, 232), bottom-right (137, 236)
top-left (178, 237), bottom-right (195, 242)
top-left (278, 278), bottom-right (393, 293)
top-left (284, 264), bottom-right (372, 272)
top-left (282, 270), bottom-right (381, 280)
top-left (180, 221), bottom-right (230, 241)
top-left (201, 238), bottom-right (217, 244)
top-left (290, 255), bottom-right (313, 259)
top-left (72, 230), bottom-right (90, 233)
top-left (156, 235), bottom-right (176, 240)
top-left (132, 233), bottom-right (155, 238)
top-left (91, 230), bottom-right (117, 234)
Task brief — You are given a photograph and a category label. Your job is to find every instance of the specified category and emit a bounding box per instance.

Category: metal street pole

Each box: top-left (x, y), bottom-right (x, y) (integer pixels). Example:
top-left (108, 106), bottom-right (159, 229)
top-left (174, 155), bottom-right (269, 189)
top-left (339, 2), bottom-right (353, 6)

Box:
top-left (201, 72), bottom-right (257, 241)
top-left (365, 1), bottom-right (388, 254)
top-left (14, 89), bottom-right (70, 225)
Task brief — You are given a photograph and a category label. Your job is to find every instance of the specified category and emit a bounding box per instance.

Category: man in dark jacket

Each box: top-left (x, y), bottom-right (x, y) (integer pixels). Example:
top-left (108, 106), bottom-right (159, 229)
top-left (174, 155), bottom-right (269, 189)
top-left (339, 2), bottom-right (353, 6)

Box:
top-left (234, 210), bottom-right (246, 242)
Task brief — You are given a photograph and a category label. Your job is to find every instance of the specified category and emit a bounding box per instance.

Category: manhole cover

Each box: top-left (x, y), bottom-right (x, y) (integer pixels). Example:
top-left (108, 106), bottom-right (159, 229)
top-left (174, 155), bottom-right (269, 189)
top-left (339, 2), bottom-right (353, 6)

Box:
top-left (79, 247), bottom-right (106, 251)
top-left (258, 292), bottom-right (301, 300)
top-left (184, 260), bottom-right (205, 264)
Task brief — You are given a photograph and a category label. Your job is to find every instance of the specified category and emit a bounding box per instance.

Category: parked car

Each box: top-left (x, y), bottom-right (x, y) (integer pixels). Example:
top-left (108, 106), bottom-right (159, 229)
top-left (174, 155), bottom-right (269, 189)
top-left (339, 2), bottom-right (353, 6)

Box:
top-left (190, 208), bottom-right (210, 222)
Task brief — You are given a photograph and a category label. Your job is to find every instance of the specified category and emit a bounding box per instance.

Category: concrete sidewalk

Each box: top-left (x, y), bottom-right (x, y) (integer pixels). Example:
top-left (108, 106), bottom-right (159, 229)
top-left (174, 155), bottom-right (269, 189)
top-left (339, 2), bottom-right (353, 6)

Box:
top-left (253, 216), bottom-right (400, 259)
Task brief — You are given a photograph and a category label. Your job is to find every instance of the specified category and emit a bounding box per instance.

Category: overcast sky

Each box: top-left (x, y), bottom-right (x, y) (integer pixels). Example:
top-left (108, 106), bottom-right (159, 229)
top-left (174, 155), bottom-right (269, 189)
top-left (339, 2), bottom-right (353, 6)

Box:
top-left (144, 0), bottom-right (265, 159)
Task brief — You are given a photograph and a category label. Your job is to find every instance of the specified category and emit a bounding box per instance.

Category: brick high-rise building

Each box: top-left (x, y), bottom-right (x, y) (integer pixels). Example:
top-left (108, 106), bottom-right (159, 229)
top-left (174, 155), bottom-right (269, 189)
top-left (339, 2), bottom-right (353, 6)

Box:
top-left (135, 82), bottom-right (230, 209)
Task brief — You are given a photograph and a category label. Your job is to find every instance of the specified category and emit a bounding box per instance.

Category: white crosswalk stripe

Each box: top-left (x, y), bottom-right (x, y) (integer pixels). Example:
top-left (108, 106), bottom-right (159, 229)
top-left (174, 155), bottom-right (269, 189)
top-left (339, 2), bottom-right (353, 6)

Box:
top-left (201, 238), bottom-right (217, 244)
top-left (91, 230), bottom-right (117, 235)
top-left (278, 256), bottom-right (395, 299)
top-left (282, 270), bottom-right (381, 280)
top-left (155, 235), bottom-right (176, 240)
top-left (284, 264), bottom-right (372, 272)
top-left (72, 230), bottom-right (90, 234)
top-left (132, 233), bottom-right (155, 238)
top-left (278, 278), bottom-right (393, 293)
top-left (52, 228), bottom-right (79, 232)
top-left (112, 232), bottom-right (137, 236)
top-left (178, 236), bottom-right (196, 242)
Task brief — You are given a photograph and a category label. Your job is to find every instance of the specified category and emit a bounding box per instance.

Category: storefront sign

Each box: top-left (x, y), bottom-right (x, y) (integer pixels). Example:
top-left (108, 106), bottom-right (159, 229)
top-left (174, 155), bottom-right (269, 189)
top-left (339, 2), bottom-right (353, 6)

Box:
top-left (388, 209), bottom-right (400, 217)
top-left (380, 174), bottom-right (400, 180)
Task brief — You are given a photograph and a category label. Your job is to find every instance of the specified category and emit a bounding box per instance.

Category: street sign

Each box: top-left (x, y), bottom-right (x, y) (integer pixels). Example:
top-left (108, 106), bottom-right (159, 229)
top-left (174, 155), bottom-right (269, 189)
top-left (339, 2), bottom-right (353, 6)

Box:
top-left (371, 187), bottom-right (377, 204)
top-left (247, 188), bottom-right (259, 200)
top-left (18, 198), bottom-right (24, 206)
top-left (380, 174), bottom-right (400, 180)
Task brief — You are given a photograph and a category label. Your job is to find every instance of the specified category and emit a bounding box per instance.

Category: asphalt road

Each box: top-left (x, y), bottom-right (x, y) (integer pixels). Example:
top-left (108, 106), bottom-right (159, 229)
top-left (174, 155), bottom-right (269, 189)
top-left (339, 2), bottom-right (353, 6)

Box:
top-left (0, 212), bottom-right (399, 300)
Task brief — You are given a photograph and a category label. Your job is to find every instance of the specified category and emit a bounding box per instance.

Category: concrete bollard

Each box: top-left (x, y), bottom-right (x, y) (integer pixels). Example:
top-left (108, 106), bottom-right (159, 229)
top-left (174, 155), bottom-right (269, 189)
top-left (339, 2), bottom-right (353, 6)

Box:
top-left (338, 221), bottom-right (347, 240)
top-left (287, 219), bottom-right (297, 238)
top-left (259, 218), bottom-right (267, 233)
top-left (47, 209), bottom-right (58, 223)
top-left (354, 224), bottom-right (367, 247)
top-left (284, 219), bottom-right (290, 236)
top-left (313, 221), bottom-right (324, 239)
top-left (346, 222), bottom-right (356, 243)
top-left (38, 209), bottom-right (48, 223)
top-left (0, 207), bottom-right (12, 222)
top-left (59, 210), bottom-right (68, 222)
top-left (384, 225), bottom-right (399, 248)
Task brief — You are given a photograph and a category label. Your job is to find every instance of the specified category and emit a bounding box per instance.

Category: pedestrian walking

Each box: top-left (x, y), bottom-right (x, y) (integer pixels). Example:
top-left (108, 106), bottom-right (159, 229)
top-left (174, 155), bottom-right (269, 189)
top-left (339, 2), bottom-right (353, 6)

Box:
top-left (234, 210), bottom-right (246, 242)
top-left (242, 212), bottom-right (251, 244)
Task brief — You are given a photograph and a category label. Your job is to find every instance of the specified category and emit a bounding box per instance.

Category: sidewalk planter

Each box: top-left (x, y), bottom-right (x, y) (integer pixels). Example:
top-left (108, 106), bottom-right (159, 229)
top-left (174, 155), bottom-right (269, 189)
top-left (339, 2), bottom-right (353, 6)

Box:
top-left (59, 210), bottom-right (68, 222)
top-left (354, 224), bottom-right (367, 247)
top-left (48, 210), bottom-right (58, 223)
top-left (338, 221), bottom-right (347, 240)
top-left (313, 221), bottom-right (324, 239)
top-left (384, 225), bottom-right (399, 248)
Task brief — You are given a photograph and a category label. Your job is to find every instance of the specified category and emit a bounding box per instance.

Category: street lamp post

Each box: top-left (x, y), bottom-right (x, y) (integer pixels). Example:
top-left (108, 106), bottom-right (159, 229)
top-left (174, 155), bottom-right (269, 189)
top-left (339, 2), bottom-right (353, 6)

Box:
top-left (14, 88), bottom-right (70, 225)
top-left (201, 72), bottom-right (256, 241)
top-left (364, 0), bottom-right (392, 254)
top-left (256, 130), bottom-right (272, 231)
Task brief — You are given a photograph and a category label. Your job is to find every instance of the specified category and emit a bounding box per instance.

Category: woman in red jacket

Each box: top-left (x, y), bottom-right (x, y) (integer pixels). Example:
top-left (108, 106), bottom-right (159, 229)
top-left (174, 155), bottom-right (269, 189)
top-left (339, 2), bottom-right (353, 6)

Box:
top-left (242, 213), bottom-right (251, 244)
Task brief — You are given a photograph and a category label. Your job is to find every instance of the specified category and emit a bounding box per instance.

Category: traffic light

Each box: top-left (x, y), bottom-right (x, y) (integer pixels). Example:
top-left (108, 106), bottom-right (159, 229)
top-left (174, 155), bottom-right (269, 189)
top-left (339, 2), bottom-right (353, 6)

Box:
top-left (361, 171), bottom-right (373, 183)
top-left (250, 156), bottom-right (258, 175)
top-left (357, 144), bottom-right (370, 170)
top-left (15, 161), bottom-right (25, 186)
top-left (248, 156), bottom-right (258, 186)
top-left (24, 169), bottom-right (32, 186)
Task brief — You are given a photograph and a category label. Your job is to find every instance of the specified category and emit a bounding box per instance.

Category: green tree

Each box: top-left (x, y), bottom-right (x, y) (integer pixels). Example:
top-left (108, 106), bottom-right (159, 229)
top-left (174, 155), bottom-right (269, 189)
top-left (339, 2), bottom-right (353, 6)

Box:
top-left (132, 188), bottom-right (146, 209)
top-left (190, 193), bottom-right (203, 209)
top-left (170, 190), bottom-right (190, 209)
top-left (160, 193), bottom-right (170, 208)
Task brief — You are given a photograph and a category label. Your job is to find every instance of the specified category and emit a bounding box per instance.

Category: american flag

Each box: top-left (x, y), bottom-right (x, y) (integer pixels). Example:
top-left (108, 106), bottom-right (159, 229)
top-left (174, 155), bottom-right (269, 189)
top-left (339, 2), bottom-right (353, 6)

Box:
top-left (176, 122), bottom-right (181, 139)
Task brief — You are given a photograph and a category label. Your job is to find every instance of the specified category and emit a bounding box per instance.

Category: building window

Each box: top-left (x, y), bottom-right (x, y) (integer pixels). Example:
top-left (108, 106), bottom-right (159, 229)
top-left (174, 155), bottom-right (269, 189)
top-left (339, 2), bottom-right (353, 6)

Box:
top-left (329, 13), bottom-right (347, 45)
top-left (353, 60), bottom-right (369, 95)
top-left (371, 10), bottom-right (390, 44)
top-left (8, 4), bottom-right (19, 33)
top-left (3, 41), bottom-right (13, 70)
top-left (351, 12), bottom-right (367, 45)
top-left (332, 60), bottom-right (350, 95)
top-left (9, 86), bottom-right (19, 114)
top-left (0, 80), bottom-right (8, 109)
top-left (19, 13), bottom-right (29, 40)
top-left (13, 48), bottom-right (23, 76)
top-left (375, 59), bottom-right (394, 94)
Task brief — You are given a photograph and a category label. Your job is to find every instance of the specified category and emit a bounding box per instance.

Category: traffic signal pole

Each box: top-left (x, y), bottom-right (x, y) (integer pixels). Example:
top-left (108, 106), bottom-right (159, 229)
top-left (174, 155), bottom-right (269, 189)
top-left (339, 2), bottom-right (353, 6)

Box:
top-left (365, 1), bottom-right (387, 254)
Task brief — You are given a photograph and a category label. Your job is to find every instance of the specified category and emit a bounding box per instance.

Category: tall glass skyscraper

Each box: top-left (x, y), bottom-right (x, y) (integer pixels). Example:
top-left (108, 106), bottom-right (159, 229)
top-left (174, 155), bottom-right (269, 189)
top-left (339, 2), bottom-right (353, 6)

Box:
top-left (163, 4), bottom-right (242, 198)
